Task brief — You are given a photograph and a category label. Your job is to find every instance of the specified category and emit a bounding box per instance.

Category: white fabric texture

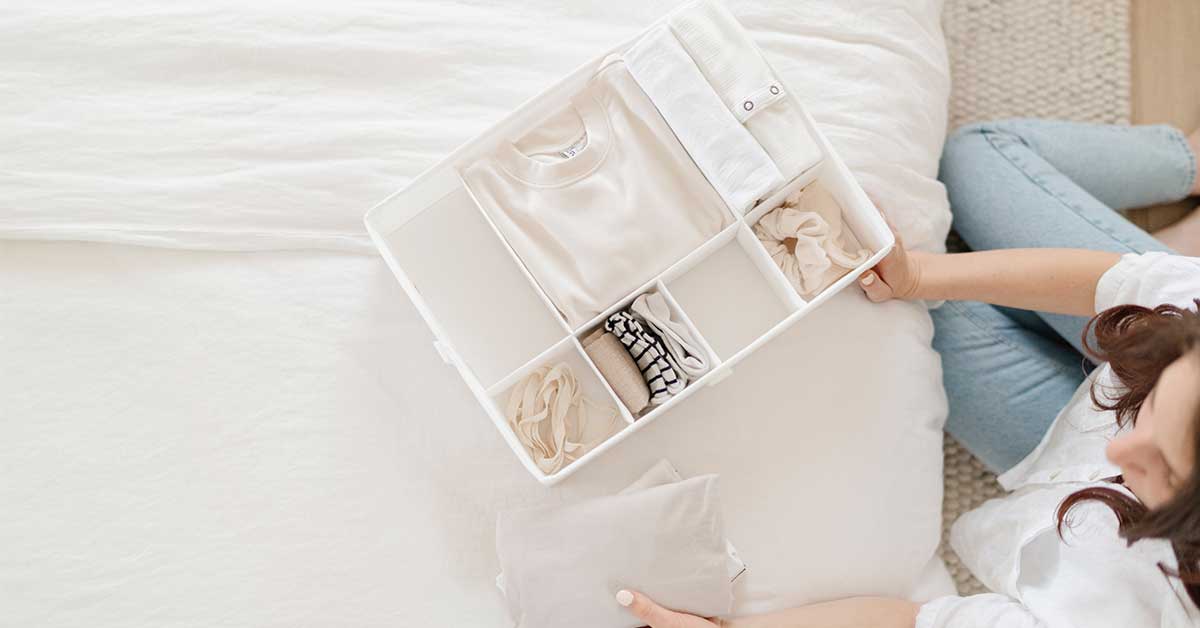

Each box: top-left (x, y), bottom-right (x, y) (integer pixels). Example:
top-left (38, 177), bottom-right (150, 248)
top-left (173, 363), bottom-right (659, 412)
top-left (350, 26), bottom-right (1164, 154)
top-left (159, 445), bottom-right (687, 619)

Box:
top-left (630, 292), bottom-right (710, 380)
top-left (496, 474), bottom-right (732, 628)
top-left (462, 61), bottom-right (729, 327)
top-left (624, 26), bottom-right (784, 213)
top-left (0, 0), bottom-right (950, 255)
top-left (670, 0), bottom-right (822, 184)
top-left (917, 253), bottom-right (1200, 628)
top-left (1, 1), bottom-right (955, 625)
top-left (754, 183), bottom-right (870, 298)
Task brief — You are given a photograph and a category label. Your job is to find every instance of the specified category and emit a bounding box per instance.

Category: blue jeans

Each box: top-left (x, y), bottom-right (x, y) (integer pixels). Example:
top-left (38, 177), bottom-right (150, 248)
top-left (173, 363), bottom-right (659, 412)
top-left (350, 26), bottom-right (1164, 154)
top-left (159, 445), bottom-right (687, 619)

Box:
top-left (934, 119), bottom-right (1196, 473)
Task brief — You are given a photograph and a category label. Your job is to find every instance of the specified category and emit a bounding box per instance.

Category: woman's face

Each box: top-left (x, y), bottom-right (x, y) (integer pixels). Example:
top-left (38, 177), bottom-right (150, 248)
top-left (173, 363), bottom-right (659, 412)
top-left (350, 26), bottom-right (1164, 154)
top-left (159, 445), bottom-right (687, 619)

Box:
top-left (1106, 351), bottom-right (1200, 509)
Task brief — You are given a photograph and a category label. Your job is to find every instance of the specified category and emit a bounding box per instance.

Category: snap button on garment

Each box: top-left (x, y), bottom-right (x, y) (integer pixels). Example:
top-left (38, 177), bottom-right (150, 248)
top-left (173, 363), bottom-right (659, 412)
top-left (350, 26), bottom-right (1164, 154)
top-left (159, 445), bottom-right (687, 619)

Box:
top-left (743, 100), bottom-right (753, 111)
top-left (769, 85), bottom-right (780, 95)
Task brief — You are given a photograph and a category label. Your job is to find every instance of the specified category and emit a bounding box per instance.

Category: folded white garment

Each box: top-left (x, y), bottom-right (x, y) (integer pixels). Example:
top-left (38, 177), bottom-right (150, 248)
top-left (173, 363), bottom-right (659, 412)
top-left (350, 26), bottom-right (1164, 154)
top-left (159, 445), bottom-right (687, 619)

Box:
top-left (755, 183), bottom-right (870, 298)
top-left (495, 473), bottom-right (733, 628)
top-left (493, 460), bottom-right (745, 596)
top-left (462, 62), bottom-right (730, 327)
top-left (624, 27), bottom-right (783, 213)
top-left (630, 293), bottom-right (710, 380)
top-left (617, 460), bottom-right (746, 583)
top-left (670, 0), bottom-right (822, 182)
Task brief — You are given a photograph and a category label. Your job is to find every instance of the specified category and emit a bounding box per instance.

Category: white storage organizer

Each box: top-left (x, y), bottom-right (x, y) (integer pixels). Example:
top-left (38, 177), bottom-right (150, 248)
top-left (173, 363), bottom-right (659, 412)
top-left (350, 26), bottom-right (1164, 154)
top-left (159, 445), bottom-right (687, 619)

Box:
top-left (365, 0), bottom-right (895, 485)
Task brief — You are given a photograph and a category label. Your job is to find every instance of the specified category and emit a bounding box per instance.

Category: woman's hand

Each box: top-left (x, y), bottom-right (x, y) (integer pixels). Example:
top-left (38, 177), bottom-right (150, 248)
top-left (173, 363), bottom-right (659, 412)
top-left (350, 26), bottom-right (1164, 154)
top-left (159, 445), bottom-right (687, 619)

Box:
top-left (856, 231), bottom-right (924, 303)
top-left (617, 590), bottom-right (721, 628)
top-left (853, 227), bottom-right (1119, 315)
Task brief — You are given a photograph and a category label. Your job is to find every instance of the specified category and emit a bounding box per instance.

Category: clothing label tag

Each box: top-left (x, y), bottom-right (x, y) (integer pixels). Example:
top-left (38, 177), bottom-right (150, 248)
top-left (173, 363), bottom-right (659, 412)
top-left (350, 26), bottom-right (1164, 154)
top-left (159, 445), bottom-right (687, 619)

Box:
top-left (559, 134), bottom-right (588, 159)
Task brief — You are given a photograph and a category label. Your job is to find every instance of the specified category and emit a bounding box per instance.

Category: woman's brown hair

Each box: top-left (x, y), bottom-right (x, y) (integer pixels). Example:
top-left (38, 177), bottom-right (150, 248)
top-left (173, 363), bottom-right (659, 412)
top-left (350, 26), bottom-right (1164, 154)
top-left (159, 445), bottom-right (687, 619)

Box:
top-left (1056, 299), bottom-right (1200, 605)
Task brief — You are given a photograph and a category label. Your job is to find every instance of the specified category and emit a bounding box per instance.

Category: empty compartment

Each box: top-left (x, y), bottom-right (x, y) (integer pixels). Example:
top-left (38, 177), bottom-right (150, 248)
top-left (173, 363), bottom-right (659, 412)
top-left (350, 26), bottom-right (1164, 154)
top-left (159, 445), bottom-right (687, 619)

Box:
top-left (577, 283), bottom-right (719, 419)
top-left (385, 187), bottom-right (566, 387)
top-left (488, 338), bottom-right (625, 476)
top-left (746, 174), bottom-right (877, 302)
top-left (665, 236), bottom-right (796, 359)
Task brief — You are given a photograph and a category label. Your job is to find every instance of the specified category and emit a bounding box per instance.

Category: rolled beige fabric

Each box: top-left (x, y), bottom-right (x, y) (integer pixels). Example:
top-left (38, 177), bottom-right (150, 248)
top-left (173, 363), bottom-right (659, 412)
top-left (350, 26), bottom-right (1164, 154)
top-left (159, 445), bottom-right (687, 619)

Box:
top-left (583, 328), bottom-right (651, 415)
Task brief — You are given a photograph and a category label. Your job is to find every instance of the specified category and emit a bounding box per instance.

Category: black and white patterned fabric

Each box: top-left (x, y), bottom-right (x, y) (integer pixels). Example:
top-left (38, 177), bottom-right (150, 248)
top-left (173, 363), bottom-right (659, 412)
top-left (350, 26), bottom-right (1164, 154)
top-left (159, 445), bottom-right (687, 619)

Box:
top-left (604, 311), bottom-right (684, 405)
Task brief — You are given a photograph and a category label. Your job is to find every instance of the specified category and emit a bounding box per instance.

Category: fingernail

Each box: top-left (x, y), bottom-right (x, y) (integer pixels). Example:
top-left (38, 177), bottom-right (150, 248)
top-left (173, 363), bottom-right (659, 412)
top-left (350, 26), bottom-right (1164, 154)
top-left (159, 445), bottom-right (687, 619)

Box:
top-left (616, 590), bottom-right (634, 607)
top-left (861, 273), bottom-right (875, 286)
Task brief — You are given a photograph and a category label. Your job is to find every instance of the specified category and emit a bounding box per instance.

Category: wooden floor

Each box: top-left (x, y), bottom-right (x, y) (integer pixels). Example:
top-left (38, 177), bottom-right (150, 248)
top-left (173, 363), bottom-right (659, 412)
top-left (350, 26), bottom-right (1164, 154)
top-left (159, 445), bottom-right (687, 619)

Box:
top-left (1128, 0), bottom-right (1199, 231)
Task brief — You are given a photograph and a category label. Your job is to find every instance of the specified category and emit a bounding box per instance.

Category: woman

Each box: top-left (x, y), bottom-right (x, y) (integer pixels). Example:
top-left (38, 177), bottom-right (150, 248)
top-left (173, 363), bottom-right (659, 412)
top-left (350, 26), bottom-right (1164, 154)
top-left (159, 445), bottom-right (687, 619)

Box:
top-left (616, 119), bottom-right (1200, 627)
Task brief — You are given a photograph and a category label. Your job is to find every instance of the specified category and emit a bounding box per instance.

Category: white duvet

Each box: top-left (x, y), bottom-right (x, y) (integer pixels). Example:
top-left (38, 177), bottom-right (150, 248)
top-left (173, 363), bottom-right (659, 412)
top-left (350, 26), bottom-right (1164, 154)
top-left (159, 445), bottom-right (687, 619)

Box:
top-left (1, 1), bottom-right (954, 626)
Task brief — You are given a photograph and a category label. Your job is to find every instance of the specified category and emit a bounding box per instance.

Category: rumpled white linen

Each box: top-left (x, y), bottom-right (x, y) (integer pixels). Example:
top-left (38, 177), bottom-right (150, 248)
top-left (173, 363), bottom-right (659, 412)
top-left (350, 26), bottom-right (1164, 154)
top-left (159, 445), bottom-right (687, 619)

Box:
top-left (0, 0), bottom-right (950, 254)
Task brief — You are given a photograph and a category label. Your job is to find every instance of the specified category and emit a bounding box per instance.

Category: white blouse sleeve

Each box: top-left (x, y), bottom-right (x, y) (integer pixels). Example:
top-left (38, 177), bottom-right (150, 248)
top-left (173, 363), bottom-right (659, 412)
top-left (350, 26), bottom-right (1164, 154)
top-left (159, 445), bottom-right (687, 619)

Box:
top-left (916, 595), bottom-right (1047, 628)
top-left (1095, 252), bottom-right (1200, 312)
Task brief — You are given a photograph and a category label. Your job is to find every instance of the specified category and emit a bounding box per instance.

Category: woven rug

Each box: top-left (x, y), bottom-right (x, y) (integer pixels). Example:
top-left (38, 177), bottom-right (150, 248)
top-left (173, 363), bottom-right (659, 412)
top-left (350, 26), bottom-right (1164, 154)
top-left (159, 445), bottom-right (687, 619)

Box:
top-left (939, 0), bottom-right (1131, 595)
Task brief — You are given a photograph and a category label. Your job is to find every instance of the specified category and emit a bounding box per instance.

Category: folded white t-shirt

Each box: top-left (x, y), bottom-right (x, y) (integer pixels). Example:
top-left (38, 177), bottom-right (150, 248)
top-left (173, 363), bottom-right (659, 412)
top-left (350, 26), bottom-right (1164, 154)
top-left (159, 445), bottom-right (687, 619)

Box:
top-left (462, 61), bottom-right (730, 327)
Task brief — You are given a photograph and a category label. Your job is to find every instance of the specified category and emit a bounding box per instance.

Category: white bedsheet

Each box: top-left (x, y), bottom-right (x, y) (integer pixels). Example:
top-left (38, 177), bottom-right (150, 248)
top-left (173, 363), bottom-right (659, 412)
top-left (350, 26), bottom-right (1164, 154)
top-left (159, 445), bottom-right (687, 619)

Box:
top-left (1, 1), bottom-right (955, 625)
top-left (1, 0), bottom-right (948, 254)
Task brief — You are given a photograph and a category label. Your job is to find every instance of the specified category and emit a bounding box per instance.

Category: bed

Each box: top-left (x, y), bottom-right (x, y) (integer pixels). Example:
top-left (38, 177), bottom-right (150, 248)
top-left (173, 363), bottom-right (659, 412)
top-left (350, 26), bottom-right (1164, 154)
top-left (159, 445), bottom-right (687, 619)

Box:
top-left (0, 1), bottom-right (955, 624)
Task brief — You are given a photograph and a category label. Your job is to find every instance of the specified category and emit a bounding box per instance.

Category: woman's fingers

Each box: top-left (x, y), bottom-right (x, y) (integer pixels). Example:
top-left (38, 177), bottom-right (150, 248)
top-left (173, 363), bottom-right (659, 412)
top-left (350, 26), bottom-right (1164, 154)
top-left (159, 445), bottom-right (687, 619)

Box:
top-left (858, 270), bottom-right (894, 302)
top-left (618, 590), bottom-right (676, 626)
top-left (617, 590), bottom-right (713, 628)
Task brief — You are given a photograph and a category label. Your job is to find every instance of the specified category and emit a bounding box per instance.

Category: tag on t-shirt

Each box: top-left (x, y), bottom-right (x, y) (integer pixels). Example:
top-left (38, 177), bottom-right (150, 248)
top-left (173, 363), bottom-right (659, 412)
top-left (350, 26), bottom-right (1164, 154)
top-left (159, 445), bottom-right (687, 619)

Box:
top-left (559, 134), bottom-right (588, 159)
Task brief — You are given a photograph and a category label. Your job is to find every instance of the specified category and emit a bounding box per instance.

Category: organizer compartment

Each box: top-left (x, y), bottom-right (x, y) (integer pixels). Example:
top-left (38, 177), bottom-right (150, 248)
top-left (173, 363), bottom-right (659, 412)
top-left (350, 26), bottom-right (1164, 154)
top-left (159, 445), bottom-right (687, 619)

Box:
top-left (664, 227), bottom-right (797, 360)
top-left (383, 186), bottom-right (566, 388)
top-left (744, 162), bottom-right (890, 304)
top-left (576, 283), bottom-right (721, 419)
top-left (487, 338), bottom-right (626, 478)
top-left (364, 0), bottom-right (897, 485)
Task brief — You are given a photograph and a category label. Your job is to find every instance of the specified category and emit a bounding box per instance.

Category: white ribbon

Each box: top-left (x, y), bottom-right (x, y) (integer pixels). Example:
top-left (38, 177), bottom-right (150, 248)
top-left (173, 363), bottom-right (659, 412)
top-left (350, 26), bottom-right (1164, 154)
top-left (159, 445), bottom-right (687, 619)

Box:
top-left (505, 363), bottom-right (617, 475)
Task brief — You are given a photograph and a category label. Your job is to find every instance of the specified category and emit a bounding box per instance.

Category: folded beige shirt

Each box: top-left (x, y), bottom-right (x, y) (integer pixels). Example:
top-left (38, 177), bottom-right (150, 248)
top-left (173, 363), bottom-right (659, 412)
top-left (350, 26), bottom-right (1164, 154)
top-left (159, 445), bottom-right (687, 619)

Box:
top-left (495, 469), bottom-right (733, 628)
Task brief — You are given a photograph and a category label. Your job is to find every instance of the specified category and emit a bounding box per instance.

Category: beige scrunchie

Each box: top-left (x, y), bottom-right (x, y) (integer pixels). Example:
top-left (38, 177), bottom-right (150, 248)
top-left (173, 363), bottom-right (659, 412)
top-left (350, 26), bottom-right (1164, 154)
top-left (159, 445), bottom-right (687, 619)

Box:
top-left (505, 363), bottom-right (617, 474)
top-left (754, 183), bottom-right (870, 297)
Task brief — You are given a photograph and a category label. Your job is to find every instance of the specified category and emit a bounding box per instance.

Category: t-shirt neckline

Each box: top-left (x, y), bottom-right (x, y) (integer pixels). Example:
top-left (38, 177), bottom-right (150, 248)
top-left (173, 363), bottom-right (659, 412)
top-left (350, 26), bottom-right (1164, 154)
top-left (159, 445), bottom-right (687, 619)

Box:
top-left (497, 93), bottom-right (612, 187)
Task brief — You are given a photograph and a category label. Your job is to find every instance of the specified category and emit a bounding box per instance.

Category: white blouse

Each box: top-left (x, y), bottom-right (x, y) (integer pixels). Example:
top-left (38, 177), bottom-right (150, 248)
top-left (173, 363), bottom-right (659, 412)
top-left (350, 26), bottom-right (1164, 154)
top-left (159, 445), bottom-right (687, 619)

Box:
top-left (918, 252), bottom-right (1200, 628)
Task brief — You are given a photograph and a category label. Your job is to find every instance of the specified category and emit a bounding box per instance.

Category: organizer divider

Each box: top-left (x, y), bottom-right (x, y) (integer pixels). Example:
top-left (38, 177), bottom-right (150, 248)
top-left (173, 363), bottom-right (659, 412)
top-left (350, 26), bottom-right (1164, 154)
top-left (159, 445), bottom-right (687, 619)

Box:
top-left (657, 221), bottom-right (741, 285)
top-left (807, 154), bottom-right (893, 255)
top-left (652, 280), bottom-right (723, 366)
top-left (572, 221), bottom-right (739, 334)
top-left (570, 335), bottom-right (639, 425)
top-left (742, 162), bottom-right (824, 225)
top-left (735, 223), bottom-right (808, 311)
top-left (454, 171), bottom-right (575, 336)
top-left (633, 360), bottom-right (719, 424)
top-left (486, 336), bottom-right (575, 398)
